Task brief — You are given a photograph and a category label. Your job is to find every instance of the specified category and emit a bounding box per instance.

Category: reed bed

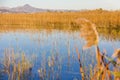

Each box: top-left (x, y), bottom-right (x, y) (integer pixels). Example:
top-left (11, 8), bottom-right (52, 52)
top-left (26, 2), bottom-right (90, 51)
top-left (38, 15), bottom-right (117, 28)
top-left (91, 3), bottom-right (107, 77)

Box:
top-left (0, 48), bottom-right (63, 80)
top-left (0, 10), bottom-right (120, 79)
top-left (0, 10), bottom-right (120, 29)
top-left (0, 49), bottom-right (33, 80)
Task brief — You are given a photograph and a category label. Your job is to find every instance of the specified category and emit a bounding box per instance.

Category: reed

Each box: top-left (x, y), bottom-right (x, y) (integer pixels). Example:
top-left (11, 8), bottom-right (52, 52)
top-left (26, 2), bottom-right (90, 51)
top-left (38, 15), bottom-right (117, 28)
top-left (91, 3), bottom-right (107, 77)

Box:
top-left (76, 18), bottom-right (120, 80)
top-left (0, 10), bottom-right (120, 29)
top-left (75, 47), bottom-right (85, 80)
top-left (0, 10), bottom-right (120, 79)
top-left (1, 49), bottom-right (33, 80)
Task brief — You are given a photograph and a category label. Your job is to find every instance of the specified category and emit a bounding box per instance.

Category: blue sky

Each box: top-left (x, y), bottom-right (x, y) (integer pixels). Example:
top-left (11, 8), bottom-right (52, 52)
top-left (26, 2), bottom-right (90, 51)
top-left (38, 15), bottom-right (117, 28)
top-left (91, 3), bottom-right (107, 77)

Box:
top-left (0, 0), bottom-right (120, 10)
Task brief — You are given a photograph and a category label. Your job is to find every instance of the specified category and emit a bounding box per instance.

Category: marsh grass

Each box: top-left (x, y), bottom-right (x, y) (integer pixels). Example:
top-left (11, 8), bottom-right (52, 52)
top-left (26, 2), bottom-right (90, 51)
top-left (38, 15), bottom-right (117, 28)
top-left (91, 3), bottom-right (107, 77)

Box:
top-left (0, 12), bottom-right (120, 80)
top-left (76, 18), bottom-right (120, 80)
top-left (0, 10), bottom-right (120, 29)
top-left (0, 27), bottom-right (119, 80)
top-left (0, 49), bottom-right (33, 80)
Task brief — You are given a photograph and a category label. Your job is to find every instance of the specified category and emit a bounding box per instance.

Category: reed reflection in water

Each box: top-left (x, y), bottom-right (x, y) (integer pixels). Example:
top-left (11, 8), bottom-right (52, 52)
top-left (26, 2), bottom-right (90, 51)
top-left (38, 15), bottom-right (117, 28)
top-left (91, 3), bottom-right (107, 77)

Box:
top-left (0, 25), bottom-right (119, 80)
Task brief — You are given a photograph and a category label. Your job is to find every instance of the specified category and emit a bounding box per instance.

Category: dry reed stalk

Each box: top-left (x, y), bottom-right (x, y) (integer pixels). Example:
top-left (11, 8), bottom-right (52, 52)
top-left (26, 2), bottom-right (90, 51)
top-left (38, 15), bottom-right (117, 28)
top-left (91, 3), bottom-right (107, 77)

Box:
top-left (2, 49), bottom-right (33, 80)
top-left (75, 18), bottom-right (100, 80)
top-left (112, 49), bottom-right (120, 60)
top-left (75, 18), bottom-right (115, 80)
top-left (75, 47), bottom-right (85, 80)
top-left (112, 49), bottom-right (120, 80)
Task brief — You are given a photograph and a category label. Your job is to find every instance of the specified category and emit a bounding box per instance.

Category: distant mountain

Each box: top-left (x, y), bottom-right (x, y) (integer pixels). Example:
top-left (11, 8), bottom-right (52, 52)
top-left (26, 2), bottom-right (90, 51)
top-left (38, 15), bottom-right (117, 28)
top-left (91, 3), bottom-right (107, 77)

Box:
top-left (0, 7), bottom-right (10, 10)
top-left (0, 6), bottom-right (10, 13)
top-left (0, 4), bottom-right (80, 13)
top-left (0, 4), bottom-right (48, 13)
top-left (10, 4), bottom-right (47, 13)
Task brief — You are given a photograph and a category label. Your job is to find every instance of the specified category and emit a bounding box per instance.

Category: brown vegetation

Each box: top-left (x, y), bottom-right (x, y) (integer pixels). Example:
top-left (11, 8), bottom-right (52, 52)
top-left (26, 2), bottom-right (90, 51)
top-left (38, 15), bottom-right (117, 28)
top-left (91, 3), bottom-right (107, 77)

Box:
top-left (78, 18), bottom-right (120, 80)
top-left (0, 10), bottom-right (120, 29)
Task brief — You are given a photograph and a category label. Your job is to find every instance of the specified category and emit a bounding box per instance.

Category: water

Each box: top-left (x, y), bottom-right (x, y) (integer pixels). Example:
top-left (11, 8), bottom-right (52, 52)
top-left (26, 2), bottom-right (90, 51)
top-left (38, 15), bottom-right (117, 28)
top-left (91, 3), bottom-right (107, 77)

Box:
top-left (0, 28), bottom-right (120, 80)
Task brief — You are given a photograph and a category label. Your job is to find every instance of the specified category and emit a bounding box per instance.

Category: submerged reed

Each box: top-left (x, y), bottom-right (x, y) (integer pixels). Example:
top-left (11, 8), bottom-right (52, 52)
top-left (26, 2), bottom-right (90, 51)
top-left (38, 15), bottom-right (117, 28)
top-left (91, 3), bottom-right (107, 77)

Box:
top-left (1, 49), bottom-right (33, 80)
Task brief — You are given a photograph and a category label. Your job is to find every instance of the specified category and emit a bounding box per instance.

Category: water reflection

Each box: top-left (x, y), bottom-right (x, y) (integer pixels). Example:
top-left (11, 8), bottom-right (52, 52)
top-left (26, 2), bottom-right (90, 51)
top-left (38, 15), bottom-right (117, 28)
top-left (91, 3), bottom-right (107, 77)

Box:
top-left (0, 28), bottom-right (119, 80)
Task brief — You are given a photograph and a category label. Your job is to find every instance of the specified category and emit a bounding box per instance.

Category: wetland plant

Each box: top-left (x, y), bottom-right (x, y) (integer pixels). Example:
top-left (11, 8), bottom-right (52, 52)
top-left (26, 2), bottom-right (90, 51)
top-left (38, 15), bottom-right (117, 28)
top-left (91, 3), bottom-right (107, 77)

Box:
top-left (76, 18), bottom-right (120, 80)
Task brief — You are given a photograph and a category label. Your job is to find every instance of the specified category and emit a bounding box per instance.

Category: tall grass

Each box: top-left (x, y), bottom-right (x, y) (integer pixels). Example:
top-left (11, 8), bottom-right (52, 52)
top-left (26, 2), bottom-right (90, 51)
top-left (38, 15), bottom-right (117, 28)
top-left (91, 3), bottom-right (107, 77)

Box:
top-left (0, 10), bottom-right (120, 29)
top-left (0, 10), bottom-right (120, 79)
top-left (76, 18), bottom-right (120, 80)
top-left (1, 49), bottom-right (33, 80)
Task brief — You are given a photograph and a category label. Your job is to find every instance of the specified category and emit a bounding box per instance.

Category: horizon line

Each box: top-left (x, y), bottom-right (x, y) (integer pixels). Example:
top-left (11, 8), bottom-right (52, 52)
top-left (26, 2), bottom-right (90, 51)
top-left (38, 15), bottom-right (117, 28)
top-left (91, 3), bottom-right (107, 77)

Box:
top-left (0, 4), bottom-right (120, 11)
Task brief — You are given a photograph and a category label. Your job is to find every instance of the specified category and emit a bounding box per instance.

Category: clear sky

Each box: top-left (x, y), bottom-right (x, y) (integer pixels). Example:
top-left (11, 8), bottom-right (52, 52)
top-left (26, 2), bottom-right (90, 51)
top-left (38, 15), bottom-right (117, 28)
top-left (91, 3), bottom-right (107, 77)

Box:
top-left (0, 0), bottom-right (120, 10)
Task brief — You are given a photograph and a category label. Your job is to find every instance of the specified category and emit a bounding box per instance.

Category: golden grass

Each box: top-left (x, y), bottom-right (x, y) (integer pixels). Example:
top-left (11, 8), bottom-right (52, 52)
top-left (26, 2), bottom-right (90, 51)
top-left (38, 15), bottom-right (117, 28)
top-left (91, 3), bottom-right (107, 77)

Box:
top-left (0, 10), bottom-right (120, 29)
top-left (0, 10), bottom-right (120, 79)
top-left (75, 47), bottom-right (85, 80)
top-left (75, 18), bottom-right (99, 49)
top-left (77, 18), bottom-right (120, 80)
top-left (2, 49), bottom-right (32, 80)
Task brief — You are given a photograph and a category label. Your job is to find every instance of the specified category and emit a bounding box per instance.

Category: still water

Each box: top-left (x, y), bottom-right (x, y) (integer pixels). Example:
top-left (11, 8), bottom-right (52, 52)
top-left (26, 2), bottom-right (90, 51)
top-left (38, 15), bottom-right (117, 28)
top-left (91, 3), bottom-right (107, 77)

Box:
top-left (0, 28), bottom-right (120, 80)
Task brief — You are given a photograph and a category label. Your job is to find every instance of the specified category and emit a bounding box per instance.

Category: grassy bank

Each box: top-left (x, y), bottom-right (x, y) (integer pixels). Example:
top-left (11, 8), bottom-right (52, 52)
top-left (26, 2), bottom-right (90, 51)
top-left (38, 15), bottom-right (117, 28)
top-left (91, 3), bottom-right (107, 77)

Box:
top-left (0, 10), bottom-right (120, 28)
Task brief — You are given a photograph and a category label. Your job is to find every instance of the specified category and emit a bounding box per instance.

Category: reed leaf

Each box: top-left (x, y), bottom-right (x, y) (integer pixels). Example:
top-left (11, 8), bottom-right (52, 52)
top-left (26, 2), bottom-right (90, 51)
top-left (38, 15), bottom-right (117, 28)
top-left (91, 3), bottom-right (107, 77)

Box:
top-left (112, 49), bottom-right (120, 60)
